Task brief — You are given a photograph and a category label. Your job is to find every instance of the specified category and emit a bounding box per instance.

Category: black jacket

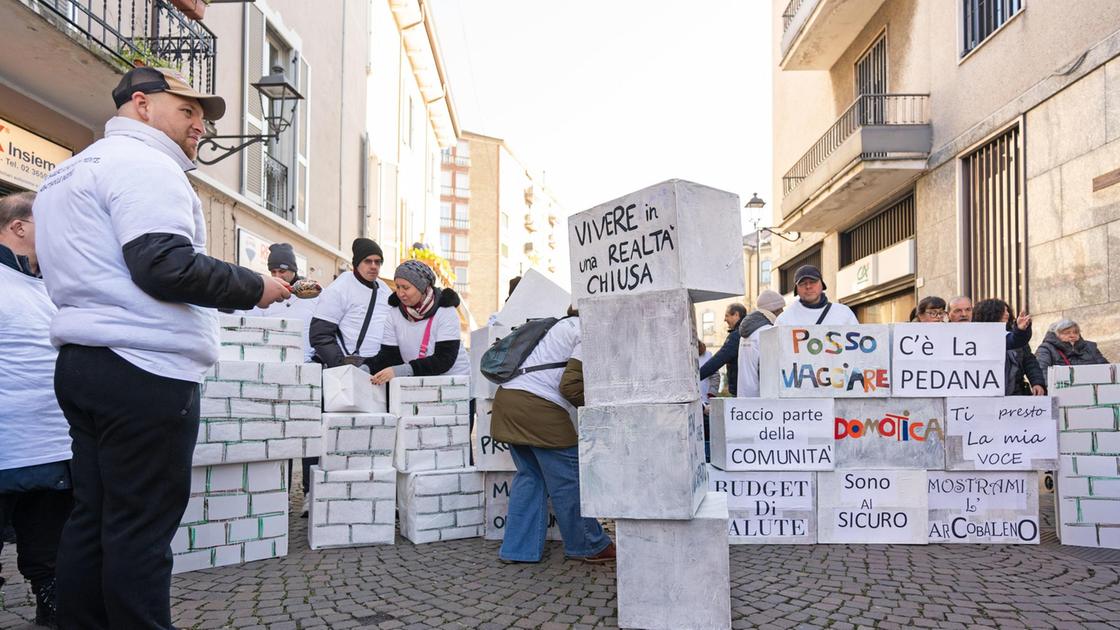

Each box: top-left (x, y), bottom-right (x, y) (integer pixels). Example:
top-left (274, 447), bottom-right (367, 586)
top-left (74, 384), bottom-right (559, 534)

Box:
top-left (1036, 332), bottom-right (1109, 372)
top-left (122, 233), bottom-right (262, 309)
top-left (700, 325), bottom-right (741, 397)
top-left (364, 288), bottom-right (462, 377)
top-left (309, 272), bottom-right (380, 367)
top-left (1006, 345), bottom-right (1046, 396)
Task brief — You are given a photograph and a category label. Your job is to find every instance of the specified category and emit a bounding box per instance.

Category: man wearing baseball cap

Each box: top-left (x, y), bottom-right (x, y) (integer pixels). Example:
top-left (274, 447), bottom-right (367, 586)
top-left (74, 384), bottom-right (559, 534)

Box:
top-left (775, 264), bottom-right (859, 326)
top-left (33, 66), bottom-right (290, 628)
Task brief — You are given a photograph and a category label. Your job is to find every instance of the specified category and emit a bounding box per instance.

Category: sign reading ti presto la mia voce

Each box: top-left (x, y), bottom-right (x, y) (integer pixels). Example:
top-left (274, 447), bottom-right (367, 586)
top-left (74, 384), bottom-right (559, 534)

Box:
top-left (759, 325), bottom-right (891, 398)
top-left (943, 397), bottom-right (1058, 471)
top-left (566, 179), bottom-right (744, 305)
top-left (0, 117), bottom-right (72, 190)
top-left (891, 323), bottom-right (1005, 397)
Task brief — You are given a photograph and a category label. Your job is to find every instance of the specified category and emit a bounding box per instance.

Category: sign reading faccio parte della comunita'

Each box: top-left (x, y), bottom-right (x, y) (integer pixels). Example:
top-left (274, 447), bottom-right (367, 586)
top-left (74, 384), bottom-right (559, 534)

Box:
top-left (759, 325), bottom-right (891, 398)
top-left (890, 323), bottom-right (1005, 397)
top-left (709, 398), bottom-right (835, 471)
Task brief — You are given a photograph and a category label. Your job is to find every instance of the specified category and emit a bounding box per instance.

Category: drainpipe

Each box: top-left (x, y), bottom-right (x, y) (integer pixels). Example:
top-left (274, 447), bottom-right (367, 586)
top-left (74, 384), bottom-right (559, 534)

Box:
top-left (359, 132), bottom-right (369, 238)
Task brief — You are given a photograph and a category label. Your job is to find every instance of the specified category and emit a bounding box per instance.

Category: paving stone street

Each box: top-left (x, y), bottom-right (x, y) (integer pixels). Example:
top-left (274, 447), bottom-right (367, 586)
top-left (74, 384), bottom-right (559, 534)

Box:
top-left (2, 491), bottom-right (1119, 629)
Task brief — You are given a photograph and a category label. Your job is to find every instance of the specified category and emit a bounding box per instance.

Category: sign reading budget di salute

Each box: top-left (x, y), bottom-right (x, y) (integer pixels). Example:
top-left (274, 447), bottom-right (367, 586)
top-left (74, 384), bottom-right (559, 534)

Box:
top-left (709, 399), bottom-right (835, 471)
top-left (891, 323), bottom-right (1005, 397)
top-left (759, 325), bottom-right (891, 398)
top-left (944, 397), bottom-right (1058, 471)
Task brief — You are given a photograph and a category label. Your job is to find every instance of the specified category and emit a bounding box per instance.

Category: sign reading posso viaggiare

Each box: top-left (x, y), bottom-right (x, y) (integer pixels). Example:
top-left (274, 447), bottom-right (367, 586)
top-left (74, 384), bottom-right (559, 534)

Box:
top-left (927, 471), bottom-right (1040, 544)
top-left (709, 398), bottom-right (834, 471)
top-left (943, 397), bottom-right (1058, 470)
top-left (891, 323), bottom-right (1005, 397)
top-left (759, 325), bottom-right (891, 398)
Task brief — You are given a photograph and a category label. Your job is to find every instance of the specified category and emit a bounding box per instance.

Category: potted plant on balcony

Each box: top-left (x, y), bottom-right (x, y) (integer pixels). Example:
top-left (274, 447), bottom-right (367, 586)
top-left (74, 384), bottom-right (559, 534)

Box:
top-left (169, 0), bottom-right (208, 21)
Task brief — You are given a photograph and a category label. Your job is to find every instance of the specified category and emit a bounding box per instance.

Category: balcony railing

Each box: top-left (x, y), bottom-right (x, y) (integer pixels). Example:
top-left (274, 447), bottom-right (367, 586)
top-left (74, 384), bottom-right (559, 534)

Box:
top-left (782, 94), bottom-right (929, 197)
top-left (441, 154), bottom-right (470, 167)
top-left (440, 185), bottom-right (470, 199)
top-left (782, 0), bottom-right (810, 33)
top-left (440, 217), bottom-right (469, 229)
top-left (448, 250), bottom-right (470, 262)
top-left (33, 0), bottom-right (217, 94)
top-left (264, 153), bottom-right (291, 222)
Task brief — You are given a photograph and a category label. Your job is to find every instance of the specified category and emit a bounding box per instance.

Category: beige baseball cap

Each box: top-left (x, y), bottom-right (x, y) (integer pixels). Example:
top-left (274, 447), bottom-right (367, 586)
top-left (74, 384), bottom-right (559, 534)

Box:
top-left (112, 66), bottom-right (226, 120)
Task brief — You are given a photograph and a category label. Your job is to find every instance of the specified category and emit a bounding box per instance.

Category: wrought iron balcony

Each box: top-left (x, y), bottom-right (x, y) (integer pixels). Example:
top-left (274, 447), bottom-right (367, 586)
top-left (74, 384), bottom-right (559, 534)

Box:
top-left (264, 153), bottom-right (291, 222)
top-left (32, 0), bottom-right (217, 94)
top-left (783, 94), bottom-right (930, 197)
top-left (440, 217), bottom-right (469, 230)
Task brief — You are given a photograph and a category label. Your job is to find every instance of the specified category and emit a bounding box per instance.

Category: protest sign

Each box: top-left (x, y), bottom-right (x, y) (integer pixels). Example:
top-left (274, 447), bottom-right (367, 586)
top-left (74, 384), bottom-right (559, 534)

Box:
top-left (891, 323), bottom-right (1005, 397)
top-left (817, 470), bottom-right (928, 544)
top-left (759, 325), bottom-right (891, 398)
top-left (567, 179), bottom-right (743, 305)
top-left (927, 471), bottom-right (1039, 544)
top-left (482, 472), bottom-right (561, 541)
top-left (709, 398), bottom-right (834, 471)
top-left (944, 397), bottom-right (1058, 470)
top-left (471, 399), bottom-right (515, 471)
top-left (834, 398), bottom-right (946, 469)
top-left (708, 466), bottom-right (816, 544)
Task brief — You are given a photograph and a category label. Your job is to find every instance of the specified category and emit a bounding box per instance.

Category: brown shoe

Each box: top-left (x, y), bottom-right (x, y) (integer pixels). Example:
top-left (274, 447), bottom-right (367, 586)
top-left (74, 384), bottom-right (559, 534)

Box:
top-left (580, 543), bottom-right (616, 563)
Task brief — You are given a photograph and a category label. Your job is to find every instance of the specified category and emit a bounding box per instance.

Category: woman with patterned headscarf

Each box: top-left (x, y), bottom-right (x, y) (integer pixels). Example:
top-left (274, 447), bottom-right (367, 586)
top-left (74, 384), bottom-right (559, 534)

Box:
top-left (365, 259), bottom-right (469, 384)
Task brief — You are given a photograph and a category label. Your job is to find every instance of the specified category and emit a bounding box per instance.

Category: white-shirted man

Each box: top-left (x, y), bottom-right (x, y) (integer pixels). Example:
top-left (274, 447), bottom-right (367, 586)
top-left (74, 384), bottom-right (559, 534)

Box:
top-left (309, 238), bottom-right (391, 368)
top-left (775, 265), bottom-right (859, 326)
top-left (33, 67), bottom-right (290, 629)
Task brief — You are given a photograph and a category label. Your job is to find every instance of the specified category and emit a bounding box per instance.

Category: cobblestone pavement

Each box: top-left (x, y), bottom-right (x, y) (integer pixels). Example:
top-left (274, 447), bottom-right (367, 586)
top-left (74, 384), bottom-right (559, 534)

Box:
top-left (4, 491), bottom-right (1120, 629)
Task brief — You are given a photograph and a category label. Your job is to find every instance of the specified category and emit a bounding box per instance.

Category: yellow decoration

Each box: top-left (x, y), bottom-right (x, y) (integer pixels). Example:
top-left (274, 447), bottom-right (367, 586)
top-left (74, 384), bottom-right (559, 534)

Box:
top-left (405, 247), bottom-right (457, 285)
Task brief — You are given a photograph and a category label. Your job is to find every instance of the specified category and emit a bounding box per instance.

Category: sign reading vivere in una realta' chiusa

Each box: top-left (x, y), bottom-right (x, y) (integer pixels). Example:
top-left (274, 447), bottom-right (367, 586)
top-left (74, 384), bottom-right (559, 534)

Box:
top-left (759, 325), bottom-right (891, 398)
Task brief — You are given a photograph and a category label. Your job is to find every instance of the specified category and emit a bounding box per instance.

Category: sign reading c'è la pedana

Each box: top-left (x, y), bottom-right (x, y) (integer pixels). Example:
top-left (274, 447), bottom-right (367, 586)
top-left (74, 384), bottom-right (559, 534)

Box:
top-left (0, 118), bottom-right (73, 191)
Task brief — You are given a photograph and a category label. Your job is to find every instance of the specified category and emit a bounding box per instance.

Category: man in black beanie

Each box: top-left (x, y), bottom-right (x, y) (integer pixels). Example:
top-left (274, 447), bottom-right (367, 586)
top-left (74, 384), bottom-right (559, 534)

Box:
top-left (266, 242), bottom-right (299, 285)
top-left (309, 238), bottom-right (391, 368)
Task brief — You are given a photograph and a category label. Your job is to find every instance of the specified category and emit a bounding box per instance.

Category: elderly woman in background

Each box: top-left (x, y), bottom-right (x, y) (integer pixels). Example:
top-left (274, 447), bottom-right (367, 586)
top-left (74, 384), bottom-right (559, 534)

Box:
top-left (1036, 319), bottom-right (1109, 372)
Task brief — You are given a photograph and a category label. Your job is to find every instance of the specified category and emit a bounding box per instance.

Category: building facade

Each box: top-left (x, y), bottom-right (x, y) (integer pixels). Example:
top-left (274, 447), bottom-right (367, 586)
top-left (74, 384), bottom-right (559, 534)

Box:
top-left (439, 131), bottom-right (566, 325)
top-left (1, 0), bottom-right (456, 284)
top-left (772, 0), bottom-right (1120, 355)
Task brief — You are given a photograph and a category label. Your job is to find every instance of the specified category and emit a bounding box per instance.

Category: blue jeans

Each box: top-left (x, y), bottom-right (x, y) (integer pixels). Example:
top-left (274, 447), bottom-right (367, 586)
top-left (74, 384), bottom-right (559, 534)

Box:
top-left (499, 444), bottom-right (611, 562)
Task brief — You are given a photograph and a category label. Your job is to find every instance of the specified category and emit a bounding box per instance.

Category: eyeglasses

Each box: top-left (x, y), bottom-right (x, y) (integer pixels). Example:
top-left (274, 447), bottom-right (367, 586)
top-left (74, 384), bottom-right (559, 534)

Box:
top-left (922, 310), bottom-right (947, 318)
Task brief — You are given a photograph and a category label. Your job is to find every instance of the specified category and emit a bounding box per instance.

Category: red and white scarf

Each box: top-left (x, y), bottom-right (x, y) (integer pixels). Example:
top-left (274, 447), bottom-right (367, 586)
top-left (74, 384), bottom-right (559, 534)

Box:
top-left (403, 287), bottom-right (437, 322)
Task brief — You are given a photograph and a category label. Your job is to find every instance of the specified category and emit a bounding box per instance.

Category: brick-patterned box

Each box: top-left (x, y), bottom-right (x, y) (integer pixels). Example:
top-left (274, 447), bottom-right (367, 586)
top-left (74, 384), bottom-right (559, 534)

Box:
top-left (195, 360), bottom-right (322, 466)
top-left (482, 471), bottom-right (562, 541)
top-left (389, 375), bottom-right (471, 418)
top-left (397, 468), bottom-right (485, 544)
top-left (218, 315), bottom-right (305, 363)
top-left (172, 460), bottom-right (289, 574)
top-left (394, 414), bottom-right (470, 473)
top-left (1052, 363), bottom-right (1120, 549)
top-left (321, 413), bottom-right (397, 471)
top-left (308, 467), bottom-right (396, 548)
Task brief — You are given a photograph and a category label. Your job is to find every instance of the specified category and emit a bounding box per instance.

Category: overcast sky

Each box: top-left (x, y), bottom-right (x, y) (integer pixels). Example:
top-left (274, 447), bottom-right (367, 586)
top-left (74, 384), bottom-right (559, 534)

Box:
top-left (429, 0), bottom-right (774, 234)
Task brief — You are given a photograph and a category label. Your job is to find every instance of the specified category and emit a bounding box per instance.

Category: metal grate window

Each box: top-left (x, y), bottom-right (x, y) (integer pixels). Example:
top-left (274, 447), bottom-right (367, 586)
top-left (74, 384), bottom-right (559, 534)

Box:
top-left (962, 0), bottom-right (1023, 56)
top-left (779, 247), bottom-right (822, 294)
top-left (962, 125), bottom-right (1025, 311)
top-left (840, 193), bottom-right (915, 266)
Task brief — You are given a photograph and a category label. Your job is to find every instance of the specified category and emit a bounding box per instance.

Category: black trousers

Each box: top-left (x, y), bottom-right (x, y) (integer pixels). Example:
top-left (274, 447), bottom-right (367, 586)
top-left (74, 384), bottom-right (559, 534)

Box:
top-left (53, 345), bottom-right (200, 630)
top-left (0, 486), bottom-right (72, 590)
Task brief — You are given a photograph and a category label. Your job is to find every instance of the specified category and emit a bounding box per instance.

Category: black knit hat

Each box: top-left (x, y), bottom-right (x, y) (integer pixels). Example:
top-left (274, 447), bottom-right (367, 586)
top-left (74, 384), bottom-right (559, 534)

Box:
top-left (351, 238), bottom-right (384, 267)
top-left (794, 264), bottom-right (827, 291)
top-left (267, 243), bottom-right (297, 272)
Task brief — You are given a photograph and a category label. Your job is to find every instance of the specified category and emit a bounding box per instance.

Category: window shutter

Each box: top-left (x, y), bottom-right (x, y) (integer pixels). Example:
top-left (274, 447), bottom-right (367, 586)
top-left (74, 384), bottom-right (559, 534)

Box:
top-left (243, 5), bottom-right (266, 200)
top-left (295, 57), bottom-right (311, 228)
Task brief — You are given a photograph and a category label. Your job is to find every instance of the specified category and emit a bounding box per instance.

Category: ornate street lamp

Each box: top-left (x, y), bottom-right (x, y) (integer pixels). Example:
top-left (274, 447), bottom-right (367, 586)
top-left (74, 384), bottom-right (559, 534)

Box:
top-left (196, 65), bottom-right (304, 165)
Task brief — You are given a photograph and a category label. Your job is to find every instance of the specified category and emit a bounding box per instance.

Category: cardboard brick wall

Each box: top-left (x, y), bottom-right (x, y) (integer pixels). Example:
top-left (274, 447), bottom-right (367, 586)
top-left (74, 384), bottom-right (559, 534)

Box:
top-left (397, 468), bottom-right (485, 544)
top-left (172, 460), bottom-right (289, 574)
top-left (308, 467), bottom-right (396, 548)
top-left (389, 375), bottom-right (471, 418)
top-left (217, 314), bottom-right (304, 363)
top-left (321, 413), bottom-right (397, 471)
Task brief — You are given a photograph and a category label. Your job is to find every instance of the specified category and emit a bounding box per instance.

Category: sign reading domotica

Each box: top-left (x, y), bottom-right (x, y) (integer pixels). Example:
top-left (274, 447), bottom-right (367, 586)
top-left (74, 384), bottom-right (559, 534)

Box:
top-left (759, 325), bottom-right (891, 398)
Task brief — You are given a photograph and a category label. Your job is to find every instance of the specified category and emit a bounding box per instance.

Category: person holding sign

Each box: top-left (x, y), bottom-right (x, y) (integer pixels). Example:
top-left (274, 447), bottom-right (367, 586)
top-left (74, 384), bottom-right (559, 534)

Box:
top-left (973, 299), bottom-right (1045, 396)
top-left (1036, 319), bottom-right (1109, 371)
top-left (775, 265), bottom-right (858, 326)
top-left (366, 260), bottom-right (470, 383)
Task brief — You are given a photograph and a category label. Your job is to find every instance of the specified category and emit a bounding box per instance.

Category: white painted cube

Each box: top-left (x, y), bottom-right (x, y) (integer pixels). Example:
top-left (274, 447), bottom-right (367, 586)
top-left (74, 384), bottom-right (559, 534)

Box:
top-left (708, 466), bottom-right (815, 544)
top-left (308, 467), bottom-right (396, 548)
top-left (708, 398), bottom-right (834, 471)
top-left (890, 323), bottom-right (1005, 397)
top-left (927, 471), bottom-right (1039, 544)
top-left (323, 365), bottom-right (387, 413)
top-left (567, 179), bottom-right (744, 306)
top-left (397, 469), bottom-right (485, 544)
top-left (616, 492), bottom-right (731, 630)
top-left (394, 415), bottom-right (471, 473)
top-left (471, 399), bottom-right (515, 471)
top-left (943, 397), bottom-right (1058, 470)
top-left (482, 472), bottom-right (562, 541)
top-left (834, 398), bottom-right (945, 469)
top-left (817, 469), bottom-right (928, 544)
top-left (759, 325), bottom-right (892, 398)
top-left (579, 401), bottom-right (707, 519)
top-left (579, 289), bottom-right (699, 405)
